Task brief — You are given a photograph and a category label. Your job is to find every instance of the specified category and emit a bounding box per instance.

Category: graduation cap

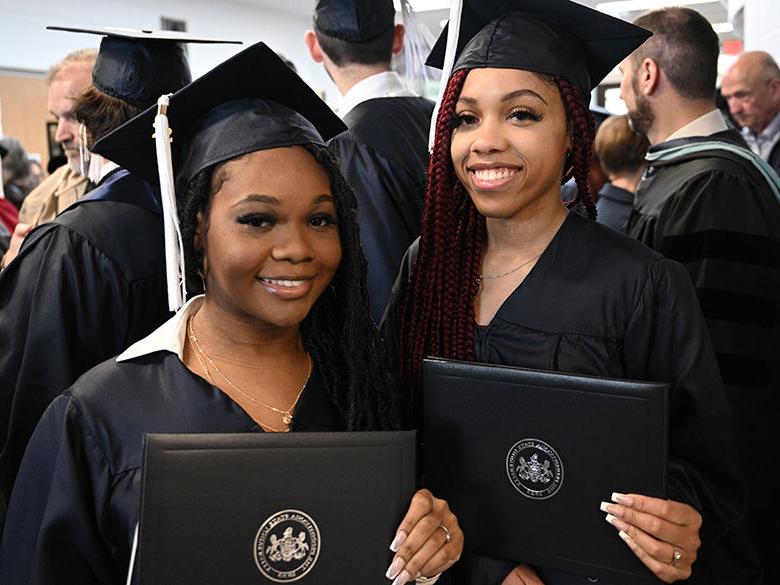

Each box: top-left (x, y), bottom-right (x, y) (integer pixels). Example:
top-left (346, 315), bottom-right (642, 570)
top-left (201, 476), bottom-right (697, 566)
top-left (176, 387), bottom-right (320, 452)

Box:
top-left (92, 42), bottom-right (346, 312)
top-left (314, 0), bottom-right (395, 43)
top-left (427, 0), bottom-right (651, 97)
top-left (47, 26), bottom-right (241, 108)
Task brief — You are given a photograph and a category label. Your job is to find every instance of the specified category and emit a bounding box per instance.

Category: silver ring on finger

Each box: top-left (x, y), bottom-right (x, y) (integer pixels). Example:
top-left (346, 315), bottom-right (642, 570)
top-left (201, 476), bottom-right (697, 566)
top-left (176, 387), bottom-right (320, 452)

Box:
top-left (670, 548), bottom-right (682, 566)
top-left (437, 524), bottom-right (452, 543)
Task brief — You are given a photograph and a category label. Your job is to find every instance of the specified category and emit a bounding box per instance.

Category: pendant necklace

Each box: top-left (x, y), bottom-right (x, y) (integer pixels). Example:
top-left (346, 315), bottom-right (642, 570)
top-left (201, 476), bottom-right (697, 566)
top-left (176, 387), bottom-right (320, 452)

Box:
top-left (187, 315), bottom-right (310, 432)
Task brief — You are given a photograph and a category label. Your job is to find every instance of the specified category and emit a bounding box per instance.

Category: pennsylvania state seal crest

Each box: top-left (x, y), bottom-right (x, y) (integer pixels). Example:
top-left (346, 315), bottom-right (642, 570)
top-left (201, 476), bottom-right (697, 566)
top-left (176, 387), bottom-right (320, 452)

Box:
top-left (254, 509), bottom-right (320, 582)
top-left (506, 438), bottom-right (564, 500)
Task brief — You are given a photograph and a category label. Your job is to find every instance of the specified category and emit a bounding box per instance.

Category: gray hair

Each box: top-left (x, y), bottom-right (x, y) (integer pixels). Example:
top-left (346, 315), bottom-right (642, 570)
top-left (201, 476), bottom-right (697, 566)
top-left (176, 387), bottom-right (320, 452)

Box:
top-left (46, 48), bottom-right (98, 85)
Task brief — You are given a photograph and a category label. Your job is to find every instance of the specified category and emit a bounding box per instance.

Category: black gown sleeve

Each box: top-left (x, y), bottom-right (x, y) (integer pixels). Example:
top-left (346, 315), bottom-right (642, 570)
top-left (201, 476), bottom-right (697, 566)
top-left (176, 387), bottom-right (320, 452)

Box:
top-left (622, 257), bottom-right (753, 583)
top-left (330, 137), bottom-right (423, 323)
top-left (0, 224), bottom-right (133, 514)
top-left (0, 394), bottom-right (123, 585)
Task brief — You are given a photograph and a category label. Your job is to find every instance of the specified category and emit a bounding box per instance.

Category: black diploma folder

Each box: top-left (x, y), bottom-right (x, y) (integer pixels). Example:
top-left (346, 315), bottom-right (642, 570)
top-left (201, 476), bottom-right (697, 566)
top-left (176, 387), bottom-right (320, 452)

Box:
top-left (423, 358), bottom-right (668, 584)
top-left (136, 431), bottom-right (416, 584)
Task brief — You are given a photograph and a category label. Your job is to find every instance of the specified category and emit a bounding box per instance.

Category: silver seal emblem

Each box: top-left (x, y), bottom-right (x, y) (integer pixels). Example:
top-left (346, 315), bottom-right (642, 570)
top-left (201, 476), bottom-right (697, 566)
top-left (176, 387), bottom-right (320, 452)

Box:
top-left (254, 509), bottom-right (320, 582)
top-left (506, 438), bottom-right (564, 500)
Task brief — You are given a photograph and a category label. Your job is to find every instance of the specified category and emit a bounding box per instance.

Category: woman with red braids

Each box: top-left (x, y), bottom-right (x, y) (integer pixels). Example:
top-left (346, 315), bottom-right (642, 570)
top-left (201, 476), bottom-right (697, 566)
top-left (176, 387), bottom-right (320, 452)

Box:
top-left (383, 1), bottom-right (752, 585)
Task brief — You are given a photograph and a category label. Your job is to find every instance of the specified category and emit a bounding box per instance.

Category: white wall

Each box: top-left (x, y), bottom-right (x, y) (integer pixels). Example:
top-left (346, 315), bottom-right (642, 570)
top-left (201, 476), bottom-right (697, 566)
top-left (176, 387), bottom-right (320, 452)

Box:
top-left (742, 0), bottom-right (780, 55)
top-left (0, 0), bottom-right (339, 105)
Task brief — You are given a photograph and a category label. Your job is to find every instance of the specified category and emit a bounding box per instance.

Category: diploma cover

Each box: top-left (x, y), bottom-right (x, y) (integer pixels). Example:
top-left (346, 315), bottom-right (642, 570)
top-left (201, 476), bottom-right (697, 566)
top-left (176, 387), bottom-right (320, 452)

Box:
top-left (136, 431), bottom-right (416, 584)
top-left (423, 358), bottom-right (668, 584)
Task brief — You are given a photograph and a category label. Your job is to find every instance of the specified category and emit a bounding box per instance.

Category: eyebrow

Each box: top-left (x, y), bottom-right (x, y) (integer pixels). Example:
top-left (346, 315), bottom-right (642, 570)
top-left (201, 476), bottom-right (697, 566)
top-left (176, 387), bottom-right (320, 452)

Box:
top-left (458, 89), bottom-right (548, 106)
top-left (231, 193), bottom-right (334, 208)
top-left (311, 194), bottom-right (335, 206)
top-left (232, 194), bottom-right (279, 207)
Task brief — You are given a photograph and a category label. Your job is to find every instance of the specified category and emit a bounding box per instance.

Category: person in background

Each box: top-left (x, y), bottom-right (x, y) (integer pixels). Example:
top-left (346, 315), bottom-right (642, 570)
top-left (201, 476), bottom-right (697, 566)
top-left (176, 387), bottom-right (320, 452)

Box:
top-left (305, 0), bottom-right (434, 322)
top-left (0, 145), bottom-right (18, 253)
top-left (0, 137), bottom-right (38, 210)
top-left (622, 8), bottom-right (779, 583)
top-left (1, 48), bottom-right (96, 270)
top-left (594, 114), bottom-right (649, 232)
top-left (721, 51), bottom-right (780, 176)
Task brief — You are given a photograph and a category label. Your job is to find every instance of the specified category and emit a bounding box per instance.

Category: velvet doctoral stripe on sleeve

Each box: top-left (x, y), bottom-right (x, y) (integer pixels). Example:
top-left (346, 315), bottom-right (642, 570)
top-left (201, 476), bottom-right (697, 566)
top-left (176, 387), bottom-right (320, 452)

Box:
top-left (631, 150), bottom-right (780, 581)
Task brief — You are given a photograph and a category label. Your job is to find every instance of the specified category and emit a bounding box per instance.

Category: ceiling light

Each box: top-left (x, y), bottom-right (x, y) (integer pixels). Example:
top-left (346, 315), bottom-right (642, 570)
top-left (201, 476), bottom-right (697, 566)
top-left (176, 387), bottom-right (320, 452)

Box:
top-left (393, 0), bottom-right (450, 11)
top-left (596, 0), bottom-right (717, 15)
top-left (712, 22), bottom-right (734, 34)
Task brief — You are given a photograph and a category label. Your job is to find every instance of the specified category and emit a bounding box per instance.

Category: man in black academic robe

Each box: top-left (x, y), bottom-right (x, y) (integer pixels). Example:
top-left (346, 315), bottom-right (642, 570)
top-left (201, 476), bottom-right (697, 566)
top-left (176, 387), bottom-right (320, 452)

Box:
top-left (622, 9), bottom-right (779, 583)
top-left (0, 28), bottom-right (211, 524)
top-left (305, 0), bottom-right (434, 321)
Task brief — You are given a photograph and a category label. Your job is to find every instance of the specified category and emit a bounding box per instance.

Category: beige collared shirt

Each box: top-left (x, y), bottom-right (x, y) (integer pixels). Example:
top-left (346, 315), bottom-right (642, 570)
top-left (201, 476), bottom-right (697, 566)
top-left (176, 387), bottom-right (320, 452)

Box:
top-left (665, 109), bottom-right (730, 142)
top-left (17, 164), bottom-right (89, 227)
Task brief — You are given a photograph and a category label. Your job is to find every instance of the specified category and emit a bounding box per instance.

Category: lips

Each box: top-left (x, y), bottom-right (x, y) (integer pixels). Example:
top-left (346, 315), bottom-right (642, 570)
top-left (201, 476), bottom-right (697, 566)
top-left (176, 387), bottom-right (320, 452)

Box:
top-left (468, 164), bottom-right (521, 190)
top-left (257, 276), bottom-right (315, 299)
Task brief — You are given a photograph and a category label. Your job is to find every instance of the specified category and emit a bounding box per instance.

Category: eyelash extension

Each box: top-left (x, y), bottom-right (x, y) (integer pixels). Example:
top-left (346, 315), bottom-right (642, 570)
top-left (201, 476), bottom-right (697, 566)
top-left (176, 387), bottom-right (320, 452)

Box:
top-left (237, 213), bottom-right (274, 228)
top-left (310, 213), bottom-right (338, 227)
top-left (448, 112), bottom-right (464, 131)
top-left (509, 107), bottom-right (542, 122)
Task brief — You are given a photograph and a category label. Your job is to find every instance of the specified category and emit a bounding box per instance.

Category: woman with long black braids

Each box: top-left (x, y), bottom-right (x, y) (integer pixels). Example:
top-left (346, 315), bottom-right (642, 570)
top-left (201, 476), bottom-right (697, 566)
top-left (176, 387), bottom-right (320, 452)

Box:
top-left (383, 1), bottom-right (750, 584)
top-left (0, 44), bottom-right (463, 585)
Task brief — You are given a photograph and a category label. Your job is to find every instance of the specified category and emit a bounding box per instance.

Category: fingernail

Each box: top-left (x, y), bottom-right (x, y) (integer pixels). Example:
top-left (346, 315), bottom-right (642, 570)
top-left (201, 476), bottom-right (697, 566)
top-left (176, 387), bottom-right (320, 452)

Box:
top-left (386, 557), bottom-right (405, 580)
top-left (389, 530), bottom-right (407, 552)
top-left (619, 530), bottom-right (636, 549)
top-left (611, 492), bottom-right (632, 506)
top-left (605, 513), bottom-right (627, 531)
top-left (600, 501), bottom-right (612, 513)
top-left (392, 570), bottom-right (412, 585)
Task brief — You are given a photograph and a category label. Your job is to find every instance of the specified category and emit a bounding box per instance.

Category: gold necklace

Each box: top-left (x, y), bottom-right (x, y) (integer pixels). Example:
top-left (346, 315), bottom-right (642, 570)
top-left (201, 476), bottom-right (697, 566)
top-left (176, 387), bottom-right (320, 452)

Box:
top-left (479, 253), bottom-right (542, 282)
top-left (187, 316), bottom-right (311, 432)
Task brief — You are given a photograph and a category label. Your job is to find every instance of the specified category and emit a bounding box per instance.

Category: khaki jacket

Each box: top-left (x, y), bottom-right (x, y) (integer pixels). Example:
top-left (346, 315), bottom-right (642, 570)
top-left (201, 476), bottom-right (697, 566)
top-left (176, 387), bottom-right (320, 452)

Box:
top-left (18, 165), bottom-right (88, 228)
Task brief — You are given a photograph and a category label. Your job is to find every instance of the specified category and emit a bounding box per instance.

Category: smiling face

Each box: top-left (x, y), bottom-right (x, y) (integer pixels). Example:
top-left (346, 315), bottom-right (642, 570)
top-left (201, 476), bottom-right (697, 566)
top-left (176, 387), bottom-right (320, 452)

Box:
top-left (197, 146), bottom-right (342, 331)
top-left (450, 68), bottom-right (571, 221)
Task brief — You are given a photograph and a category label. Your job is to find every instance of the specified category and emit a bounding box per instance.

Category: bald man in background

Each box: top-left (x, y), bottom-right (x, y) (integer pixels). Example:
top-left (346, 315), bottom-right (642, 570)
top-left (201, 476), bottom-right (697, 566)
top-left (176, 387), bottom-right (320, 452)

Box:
top-left (0, 49), bottom-right (96, 269)
top-left (721, 51), bottom-right (780, 176)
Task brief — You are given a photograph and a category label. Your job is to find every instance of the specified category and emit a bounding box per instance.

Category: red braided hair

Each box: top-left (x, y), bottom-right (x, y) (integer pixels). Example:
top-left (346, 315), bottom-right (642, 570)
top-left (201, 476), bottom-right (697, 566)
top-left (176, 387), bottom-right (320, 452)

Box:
top-left (399, 71), bottom-right (596, 395)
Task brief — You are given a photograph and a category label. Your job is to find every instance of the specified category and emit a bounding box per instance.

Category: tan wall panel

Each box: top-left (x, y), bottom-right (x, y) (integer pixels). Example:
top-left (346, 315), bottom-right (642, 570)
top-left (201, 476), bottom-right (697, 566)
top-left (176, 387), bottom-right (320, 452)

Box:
top-left (0, 76), bottom-right (50, 170)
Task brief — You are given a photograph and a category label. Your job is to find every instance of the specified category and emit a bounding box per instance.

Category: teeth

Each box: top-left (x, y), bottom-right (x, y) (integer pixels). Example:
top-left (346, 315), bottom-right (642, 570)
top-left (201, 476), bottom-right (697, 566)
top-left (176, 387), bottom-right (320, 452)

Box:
top-left (264, 279), bottom-right (305, 288)
top-left (472, 168), bottom-right (517, 181)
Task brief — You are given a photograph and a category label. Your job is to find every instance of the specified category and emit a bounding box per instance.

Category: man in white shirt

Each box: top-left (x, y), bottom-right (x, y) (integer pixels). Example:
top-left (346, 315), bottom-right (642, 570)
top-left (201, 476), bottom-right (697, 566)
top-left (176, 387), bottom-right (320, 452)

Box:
top-left (304, 0), bottom-right (434, 321)
top-left (721, 51), bottom-right (780, 176)
top-left (620, 9), bottom-right (778, 585)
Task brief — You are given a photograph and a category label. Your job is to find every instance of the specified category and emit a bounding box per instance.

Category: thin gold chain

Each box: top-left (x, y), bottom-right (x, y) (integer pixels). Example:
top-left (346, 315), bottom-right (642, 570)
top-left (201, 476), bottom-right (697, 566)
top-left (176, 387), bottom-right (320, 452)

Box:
top-left (479, 253), bottom-right (542, 281)
top-left (187, 315), bottom-right (310, 432)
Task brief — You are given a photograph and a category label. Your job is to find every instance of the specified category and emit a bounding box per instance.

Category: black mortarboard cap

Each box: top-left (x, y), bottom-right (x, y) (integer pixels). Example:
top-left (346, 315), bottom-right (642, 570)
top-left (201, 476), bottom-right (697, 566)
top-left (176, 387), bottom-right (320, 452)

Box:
top-left (426, 0), bottom-right (651, 96)
top-left (92, 42), bottom-right (346, 195)
top-left (314, 0), bottom-right (395, 43)
top-left (47, 26), bottom-right (241, 109)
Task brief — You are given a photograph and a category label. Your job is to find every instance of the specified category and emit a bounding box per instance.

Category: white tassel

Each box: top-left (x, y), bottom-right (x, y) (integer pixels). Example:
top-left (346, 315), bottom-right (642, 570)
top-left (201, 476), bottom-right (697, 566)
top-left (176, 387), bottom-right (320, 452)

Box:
top-left (154, 94), bottom-right (187, 312)
top-left (428, 0), bottom-right (463, 151)
top-left (78, 122), bottom-right (91, 178)
top-left (125, 523), bottom-right (139, 585)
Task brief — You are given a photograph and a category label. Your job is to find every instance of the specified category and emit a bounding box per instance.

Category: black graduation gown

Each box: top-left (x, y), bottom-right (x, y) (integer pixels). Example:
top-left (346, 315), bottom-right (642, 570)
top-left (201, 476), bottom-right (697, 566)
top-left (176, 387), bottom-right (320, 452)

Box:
top-left (329, 96), bottom-right (434, 323)
top-left (627, 130), bottom-right (780, 582)
top-left (383, 212), bottom-right (751, 585)
top-left (595, 183), bottom-right (633, 233)
top-left (0, 352), bottom-right (342, 585)
top-left (0, 170), bottom-right (169, 521)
